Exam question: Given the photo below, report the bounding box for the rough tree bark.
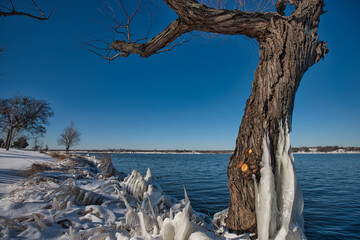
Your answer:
[102,0,328,235]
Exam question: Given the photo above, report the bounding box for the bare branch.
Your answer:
[154,39,188,54]
[200,0,276,12]
[0,0,52,20]
[110,18,190,59]
[86,0,155,60]
[116,0,130,19]
[128,0,142,23]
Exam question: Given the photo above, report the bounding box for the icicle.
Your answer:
[52,197,60,211]
[157,216,164,230]
[116,187,133,211]
[53,209,65,220]
[32,213,46,230]
[145,168,153,184]
[148,197,156,218]
[69,226,80,240]
[126,210,139,228]
[256,133,278,240]
[169,208,173,220]
[138,212,153,240]
[173,202,195,240]
[255,121,306,240]
[66,200,73,209]
[153,225,159,235]
[182,201,192,218]
[183,185,190,204]
[274,122,307,240]
[114,186,123,198]
[252,174,259,235]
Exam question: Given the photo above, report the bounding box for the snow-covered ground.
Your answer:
[0,149,249,240]
[0,149,54,198]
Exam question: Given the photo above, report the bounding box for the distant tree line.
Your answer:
[292,146,360,153]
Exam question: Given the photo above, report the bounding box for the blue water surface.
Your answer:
[109,153,360,240]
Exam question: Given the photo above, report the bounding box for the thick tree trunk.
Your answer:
[102,0,328,236]
[5,126,14,150]
[225,18,328,236]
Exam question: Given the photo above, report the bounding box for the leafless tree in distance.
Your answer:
[91,0,328,236]
[58,121,81,154]
[0,95,54,151]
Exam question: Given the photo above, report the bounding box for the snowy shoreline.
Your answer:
[0,149,245,240]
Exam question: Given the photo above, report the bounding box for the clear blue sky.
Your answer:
[1,0,359,150]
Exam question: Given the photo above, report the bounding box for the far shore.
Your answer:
[44,149,360,155]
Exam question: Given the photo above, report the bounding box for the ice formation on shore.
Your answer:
[254,123,306,240]
[0,153,233,240]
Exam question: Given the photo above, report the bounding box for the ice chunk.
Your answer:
[124,170,148,199]
[160,218,175,240]
[188,231,212,240]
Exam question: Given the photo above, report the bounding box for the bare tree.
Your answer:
[0,95,54,150]
[32,133,43,151]
[58,121,81,154]
[0,0,52,20]
[93,0,328,237]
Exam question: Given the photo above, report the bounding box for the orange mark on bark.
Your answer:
[241,163,249,172]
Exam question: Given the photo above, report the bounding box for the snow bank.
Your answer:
[0,149,54,197]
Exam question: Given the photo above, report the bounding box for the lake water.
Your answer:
[110,153,360,240]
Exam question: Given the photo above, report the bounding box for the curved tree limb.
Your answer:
[108,0,326,61]
[109,0,282,59]
[110,18,190,58]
